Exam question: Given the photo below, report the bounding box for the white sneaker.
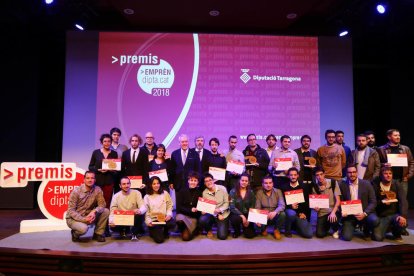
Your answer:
[131,234,139,241]
[332,231,339,239]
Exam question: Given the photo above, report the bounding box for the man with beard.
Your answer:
[294,134,318,221]
[223,135,245,191]
[350,134,380,181]
[364,130,377,149]
[339,165,378,241]
[372,167,408,242]
[317,129,346,181]
[243,134,270,192]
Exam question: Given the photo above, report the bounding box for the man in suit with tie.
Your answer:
[170,134,200,192]
[121,134,149,195]
[339,164,379,241]
[193,135,212,187]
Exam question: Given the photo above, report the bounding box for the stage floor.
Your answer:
[0,228,413,256]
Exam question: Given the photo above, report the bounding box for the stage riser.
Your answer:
[1,247,414,275]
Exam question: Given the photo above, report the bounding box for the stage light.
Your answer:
[45,0,54,4]
[376,4,386,14]
[339,30,349,37]
[75,24,85,31]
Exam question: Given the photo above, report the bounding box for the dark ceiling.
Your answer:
[4,0,414,38]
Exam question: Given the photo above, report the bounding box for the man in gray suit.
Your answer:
[339,164,379,241]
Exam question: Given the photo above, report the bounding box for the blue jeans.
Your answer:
[316,213,340,238]
[285,209,313,238]
[199,214,229,240]
[372,214,406,241]
[258,211,286,233]
[341,213,379,241]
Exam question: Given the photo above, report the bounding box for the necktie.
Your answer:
[132,150,136,163]
[197,150,202,161]
[182,150,187,165]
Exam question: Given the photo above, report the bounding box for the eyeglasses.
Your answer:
[146,137,154,139]
[248,138,256,141]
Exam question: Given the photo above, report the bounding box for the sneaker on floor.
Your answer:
[261,227,268,236]
[71,230,80,242]
[92,233,106,242]
[273,229,282,240]
[285,231,292,238]
[131,234,139,241]
[207,231,214,238]
[394,235,403,242]
[332,231,339,239]
[401,229,410,236]
[120,231,127,239]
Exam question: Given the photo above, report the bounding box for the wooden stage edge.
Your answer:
[1,244,414,275]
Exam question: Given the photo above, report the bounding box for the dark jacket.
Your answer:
[339,178,377,215]
[349,147,380,181]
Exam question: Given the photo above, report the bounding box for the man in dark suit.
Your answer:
[121,134,149,195]
[170,134,200,192]
[339,164,379,241]
[193,135,212,176]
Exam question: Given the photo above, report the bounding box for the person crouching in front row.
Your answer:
[144,176,176,243]
[66,171,109,242]
[175,171,203,241]
[198,173,230,240]
[109,177,146,241]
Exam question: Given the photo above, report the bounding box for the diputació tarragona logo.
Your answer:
[240,69,251,84]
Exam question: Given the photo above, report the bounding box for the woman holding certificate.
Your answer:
[229,173,256,238]
[144,176,175,243]
[149,144,172,190]
[88,133,118,209]
[176,172,202,241]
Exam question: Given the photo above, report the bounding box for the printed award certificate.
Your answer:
[387,154,408,167]
[226,160,244,174]
[248,208,269,225]
[341,200,363,215]
[128,176,145,189]
[274,158,293,171]
[284,189,305,205]
[149,169,168,182]
[209,167,226,181]
[309,194,329,209]
[196,197,217,215]
[113,210,135,226]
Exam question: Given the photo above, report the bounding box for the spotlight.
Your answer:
[376,4,386,14]
[339,30,349,37]
[75,24,85,31]
[45,0,54,4]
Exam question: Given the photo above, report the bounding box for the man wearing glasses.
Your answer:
[141,132,158,162]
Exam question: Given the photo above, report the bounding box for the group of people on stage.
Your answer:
[66,127,414,244]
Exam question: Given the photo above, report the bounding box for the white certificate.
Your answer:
[248,208,269,225]
[387,154,408,167]
[196,197,217,215]
[341,200,363,215]
[149,169,168,182]
[284,189,305,205]
[102,158,121,171]
[309,194,330,209]
[274,158,293,171]
[226,160,244,174]
[113,210,134,226]
[209,167,226,181]
[128,176,145,189]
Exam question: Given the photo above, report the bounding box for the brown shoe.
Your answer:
[207,231,214,238]
[273,229,282,240]
[261,227,268,236]
[93,233,106,242]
